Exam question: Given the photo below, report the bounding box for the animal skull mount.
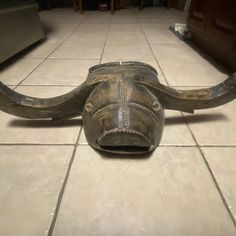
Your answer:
[0,62,236,154]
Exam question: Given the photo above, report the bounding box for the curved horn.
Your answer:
[139,73,236,113]
[0,81,100,120]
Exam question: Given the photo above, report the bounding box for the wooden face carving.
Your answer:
[82,77,165,154]
[0,62,236,154]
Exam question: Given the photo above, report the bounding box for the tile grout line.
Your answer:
[47,126,83,236]
[98,14,112,64]
[133,9,169,85]
[14,18,86,89]
[1,142,236,147]
[182,114,236,229]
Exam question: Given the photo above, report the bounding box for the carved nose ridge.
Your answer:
[97,128,152,154]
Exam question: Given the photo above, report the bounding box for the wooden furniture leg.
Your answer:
[115,0,120,10]
[46,0,52,10]
[167,0,171,9]
[111,0,115,14]
[72,0,79,11]
[79,0,84,14]
[139,0,144,10]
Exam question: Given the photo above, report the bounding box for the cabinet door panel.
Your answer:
[188,0,210,30]
[206,0,236,46]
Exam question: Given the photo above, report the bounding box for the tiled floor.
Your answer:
[0,7,236,236]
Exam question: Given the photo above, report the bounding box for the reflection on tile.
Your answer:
[201,147,236,222]
[185,102,236,146]
[0,59,43,85]
[0,86,81,144]
[103,43,154,60]
[0,145,73,236]
[22,59,98,85]
[53,146,236,236]
[49,43,104,59]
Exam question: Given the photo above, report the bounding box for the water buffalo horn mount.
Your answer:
[0,62,236,154]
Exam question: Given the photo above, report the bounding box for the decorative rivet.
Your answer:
[152,101,160,111]
[85,103,93,112]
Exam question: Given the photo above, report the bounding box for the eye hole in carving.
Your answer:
[85,102,93,112]
[152,101,160,111]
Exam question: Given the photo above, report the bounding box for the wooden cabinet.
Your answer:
[187,0,236,71]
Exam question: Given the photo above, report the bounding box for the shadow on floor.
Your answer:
[8,113,227,128]
[8,118,82,128]
[165,113,228,126]
[95,148,154,159]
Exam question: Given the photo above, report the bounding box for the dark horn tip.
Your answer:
[224,73,236,89]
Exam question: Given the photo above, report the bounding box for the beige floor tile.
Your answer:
[83,18,111,24]
[144,29,181,43]
[185,102,236,146]
[158,57,228,86]
[78,24,109,33]
[52,146,236,236]
[151,42,201,60]
[79,110,195,146]
[0,86,81,144]
[49,43,104,59]
[22,59,98,85]
[65,31,106,44]
[0,145,73,236]
[201,147,236,221]
[0,59,43,85]
[106,31,146,44]
[103,43,154,60]
[109,24,141,32]
[23,41,60,59]
[161,110,195,145]
[111,17,137,24]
